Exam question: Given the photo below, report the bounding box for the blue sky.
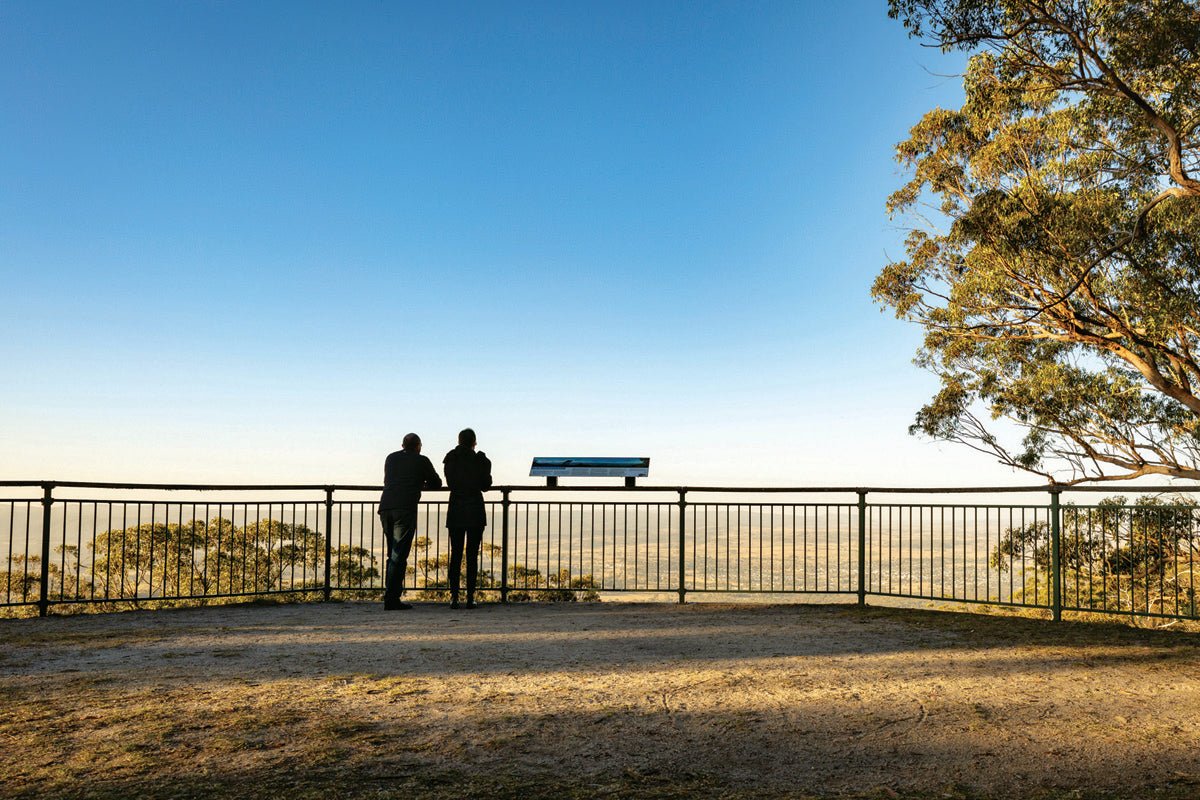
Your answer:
[1,1,1022,487]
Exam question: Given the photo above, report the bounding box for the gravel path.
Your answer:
[2,601,1199,799]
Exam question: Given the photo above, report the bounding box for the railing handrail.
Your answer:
[5,477,1199,622]
[2,479,1200,494]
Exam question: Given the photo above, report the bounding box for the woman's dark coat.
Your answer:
[443,446,493,529]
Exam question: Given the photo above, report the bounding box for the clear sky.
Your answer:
[1,0,1026,487]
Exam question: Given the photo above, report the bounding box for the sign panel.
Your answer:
[530,457,650,478]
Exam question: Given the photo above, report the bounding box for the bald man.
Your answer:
[378,433,442,610]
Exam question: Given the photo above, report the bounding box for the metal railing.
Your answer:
[1,481,1197,622]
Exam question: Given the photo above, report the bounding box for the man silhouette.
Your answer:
[442,428,492,609]
[378,432,442,610]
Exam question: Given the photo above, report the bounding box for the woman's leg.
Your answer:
[465,527,484,605]
[447,527,466,605]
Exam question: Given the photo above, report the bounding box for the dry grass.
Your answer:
[2,601,1200,800]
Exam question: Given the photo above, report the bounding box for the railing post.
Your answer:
[38,482,54,617]
[500,488,511,603]
[677,489,687,604]
[323,486,334,602]
[857,489,867,607]
[1050,487,1062,622]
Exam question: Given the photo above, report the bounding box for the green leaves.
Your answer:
[880,0,1200,482]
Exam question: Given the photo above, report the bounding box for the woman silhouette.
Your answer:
[442,428,493,608]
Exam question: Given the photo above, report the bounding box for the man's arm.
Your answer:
[421,456,443,489]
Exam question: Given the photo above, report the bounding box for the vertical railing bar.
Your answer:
[948,503,955,599]
[186,501,194,598]
[237,502,245,595]
[724,503,729,592]
[1190,506,1196,618]
[202,501,210,598]
[801,504,808,593]
[1116,506,1123,614]
[135,502,144,601]
[934,504,940,599]
[358,501,366,592]
[602,502,609,591]
[5,501,13,605]
[883,506,892,594]
[621,502,628,592]
[1023,504,1033,606]
[38,484,54,616]
[628,502,635,592]
[105,501,114,601]
[22,501,32,604]
[1006,506,1013,604]
[912,505,918,597]
[838,504,844,593]
[1080,503,1089,609]
[1146,506,1154,617]
[770,503,776,592]
[500,489,510,603]
[736,503,743,591]
[74,501,85,601]
[890,504,895,595]
[323,488,333,601]
[216,503,225,597]
[1051,491,1060,623]
[789,504,795,593]
[972,506,978,601]
[678,489,687,604]
[252,502,261,595]
[59,499,70,603]
[655,503,661,591]
[857,491,867,606]
[177,500,187,599]
[119,503,129,601]
[1160,506,1168,617]
[587,500,595,594]
[757,503,763,592]
[288,502,296,592]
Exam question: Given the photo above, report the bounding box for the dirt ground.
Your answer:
[2,601,1199,800]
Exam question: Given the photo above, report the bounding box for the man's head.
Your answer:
[402,433,422,452]
[458,428,476,448]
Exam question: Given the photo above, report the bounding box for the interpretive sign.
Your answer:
[530,457,650,486]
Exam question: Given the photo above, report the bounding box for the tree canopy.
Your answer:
[875,0,1200,483]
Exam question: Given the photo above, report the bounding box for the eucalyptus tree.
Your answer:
[875,0,1200,482]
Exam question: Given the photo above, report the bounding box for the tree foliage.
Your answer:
[89,517,357,598]
[876,0,1200,482]
[408,537,600,602]
[993,494,1199,616]
[1,517,378,611]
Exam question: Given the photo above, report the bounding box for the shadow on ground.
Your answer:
[2,602,1199,800]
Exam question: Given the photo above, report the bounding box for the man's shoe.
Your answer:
[465,601,477,610]
[450,600,460,609]
[384,600,413,611]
